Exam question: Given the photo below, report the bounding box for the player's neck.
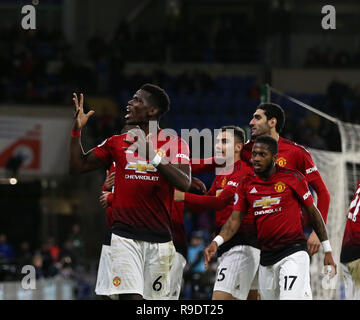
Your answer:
[270,130,280,142]
[223,154,240,170]
[137,121,160,135]
[258,164,276,180]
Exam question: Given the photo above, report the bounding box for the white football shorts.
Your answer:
[213,245,260,299]
[95,244,118,299]
[108,233,175,300]
[167,252,187,300]
[259,250,312,300]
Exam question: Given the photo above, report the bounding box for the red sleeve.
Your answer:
[92,137,113,167]
[233,179,248,212]
[308,177,330,223]
[292,173,314,208]
[300,149,330,223]
[184,187,236,213]
[191,157,217,174]
[169,138,190,165]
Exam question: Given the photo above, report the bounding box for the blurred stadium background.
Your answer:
[0,0,360,299]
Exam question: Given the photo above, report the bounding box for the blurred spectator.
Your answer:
[183,231,207,299]
[16,241,33,269]
[68,224,85,262]
[32,252,45,279]
[0,234,15,262]
[46,237,60,263]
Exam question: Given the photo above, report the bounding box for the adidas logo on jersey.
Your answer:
[250,187,258,193]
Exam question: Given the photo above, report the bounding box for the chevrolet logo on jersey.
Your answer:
[125,161,157,173]
[253,196,281,209]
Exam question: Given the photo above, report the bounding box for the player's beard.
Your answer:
[256,160,275,178]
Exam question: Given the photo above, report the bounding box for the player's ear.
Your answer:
[235,142,243,153]
[269,117,277,129]
[148,106,160,118]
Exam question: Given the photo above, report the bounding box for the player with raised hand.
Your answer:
[205,135,336,300]
[69,84,191,300]
[243,103,331,256]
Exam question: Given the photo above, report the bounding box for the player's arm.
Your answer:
[123,127,191,191]
[158,163,191,192]
[69,93,104,174]
[308,177,330,223]
[305,203,337,274]
[204,210,246,268]
[180,188,235,212]
[306,176,330,256]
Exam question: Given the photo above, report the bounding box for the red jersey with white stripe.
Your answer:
[341,182,360,263]
[93,129,190,243]
[234,166,314,266]
[242,137,329,222]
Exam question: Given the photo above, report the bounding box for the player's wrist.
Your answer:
[71,129,81,137]
[213,235,224,247]
[151,153,162,167]
[321,240,332,253]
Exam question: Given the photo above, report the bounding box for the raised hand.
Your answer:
[72,93,95,130]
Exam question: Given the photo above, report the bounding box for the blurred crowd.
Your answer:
[304,46,360,68]
[0,225,93,299]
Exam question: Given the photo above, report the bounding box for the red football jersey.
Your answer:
[242,137,329,222]
[341,182,360,263]
[234,166,314,265]
[242,137,320,184]
[93,129,190,243]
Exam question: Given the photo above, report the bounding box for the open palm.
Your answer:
[72,93,95,130]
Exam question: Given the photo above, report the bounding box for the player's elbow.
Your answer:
[177,179,191,192]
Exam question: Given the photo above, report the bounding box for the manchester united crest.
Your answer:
[276,157,287,167]
[113,276,121,287]
[274,181,286,193]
